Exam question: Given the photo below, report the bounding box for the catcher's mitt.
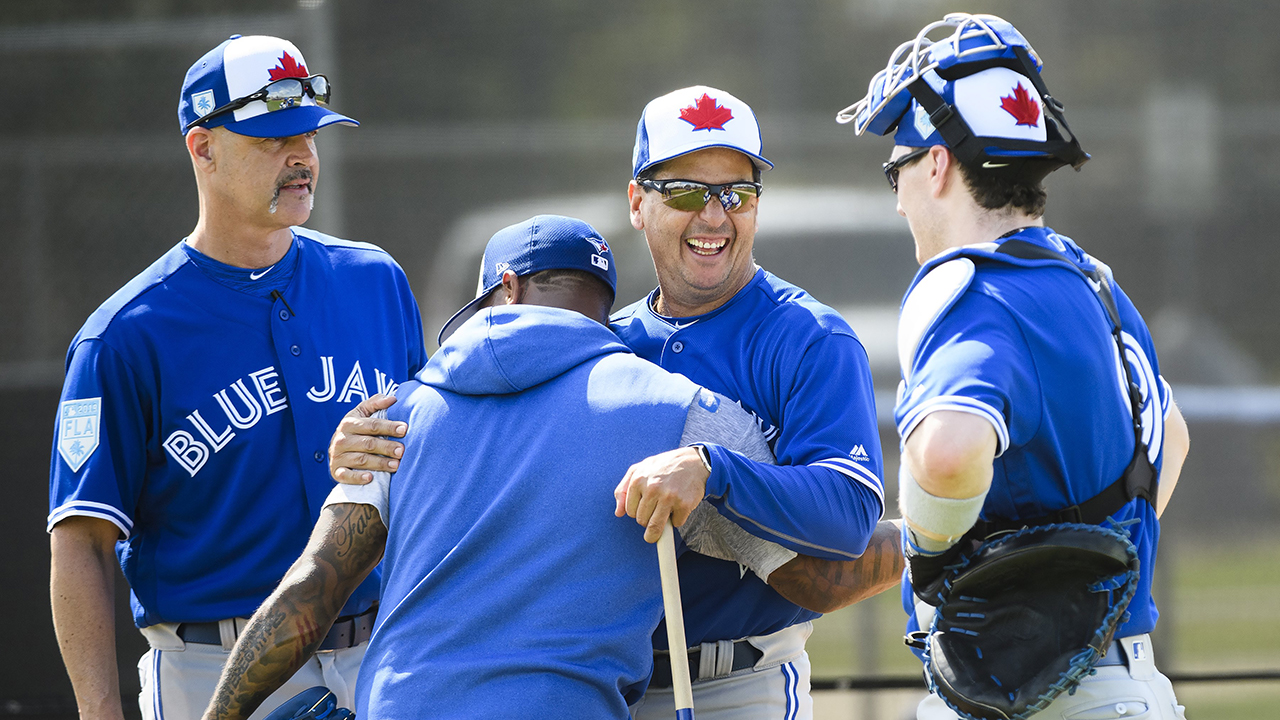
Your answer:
[263,687,355,720]
[917,523,1140,720]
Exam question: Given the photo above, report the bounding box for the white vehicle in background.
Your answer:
[421,187,918,421]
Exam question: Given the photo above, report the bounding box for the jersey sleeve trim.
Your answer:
[898,395,1011,457]
[1159,376,1173,420]
[718,500,865,560]
[809,458,886,509]
[47,500,133,538]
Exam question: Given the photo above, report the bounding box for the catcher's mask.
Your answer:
[836,13,1089,185]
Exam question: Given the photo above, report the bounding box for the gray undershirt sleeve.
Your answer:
[678,388,797,582]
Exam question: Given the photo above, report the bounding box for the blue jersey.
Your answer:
[895,227,1172,639]
[353,306,701,719]
[612,268,885,647]
[48,229,427,627]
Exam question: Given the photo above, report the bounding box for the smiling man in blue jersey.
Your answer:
[837,13,1190,719]
[610,86,893,720]
[47,35,425,720]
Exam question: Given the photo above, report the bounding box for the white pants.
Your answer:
[916,634,1186,720]
[631,622,813,720]
[137,621,365,720]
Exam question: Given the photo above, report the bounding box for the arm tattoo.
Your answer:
[767,520,904,614]
[204,504,387,720]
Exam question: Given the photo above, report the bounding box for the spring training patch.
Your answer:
[59,398,101,472]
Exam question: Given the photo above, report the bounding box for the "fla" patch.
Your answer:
[59,398,101,472]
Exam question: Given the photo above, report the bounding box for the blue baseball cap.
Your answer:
[632,85,773,178]
[438,215,618,344]
[179,35,358,137]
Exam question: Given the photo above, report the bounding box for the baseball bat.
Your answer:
[657,519,695,720]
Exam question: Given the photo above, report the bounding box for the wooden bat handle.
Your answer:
[657,519,695,719]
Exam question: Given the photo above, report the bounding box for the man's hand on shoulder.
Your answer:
[329,394,407,485]
[615,446,709,543]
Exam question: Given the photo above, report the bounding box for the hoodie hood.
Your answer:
[418,305,631,396]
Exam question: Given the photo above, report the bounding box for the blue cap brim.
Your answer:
[438,287,498,346]
[634,145,773,178]
[223,105,358,138]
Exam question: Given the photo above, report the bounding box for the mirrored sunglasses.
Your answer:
[637,178,763,213]
[185,74,331,132]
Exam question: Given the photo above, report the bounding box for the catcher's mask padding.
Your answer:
[925,524,1140,720]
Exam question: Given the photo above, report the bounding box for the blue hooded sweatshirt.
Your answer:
[353,305,701,719]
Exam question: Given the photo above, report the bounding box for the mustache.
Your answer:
[275,168,314,191]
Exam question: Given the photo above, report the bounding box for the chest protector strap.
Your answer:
[967,239,1157,538]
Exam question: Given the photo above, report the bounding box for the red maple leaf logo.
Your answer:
[999,83,1041,127]
[267,52,309,81]
[679,93,733,131]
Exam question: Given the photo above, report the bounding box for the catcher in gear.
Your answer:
[837,13,1190,720]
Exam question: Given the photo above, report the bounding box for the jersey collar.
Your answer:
[644,267,767,329]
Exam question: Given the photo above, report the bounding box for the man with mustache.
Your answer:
[47,34,426,719]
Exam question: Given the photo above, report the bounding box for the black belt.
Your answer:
[1094,639,1129,668]
[177,604,377,651]
[650,640,763,689]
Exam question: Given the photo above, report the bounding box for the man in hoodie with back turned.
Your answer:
[199,215,802,720]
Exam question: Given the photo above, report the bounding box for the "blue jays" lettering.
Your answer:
[162,357,396,477]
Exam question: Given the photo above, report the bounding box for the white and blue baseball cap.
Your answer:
[632,85,773,178]
[438,215,619,344]
[178,35,358,137]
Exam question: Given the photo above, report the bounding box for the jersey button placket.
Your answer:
[313,451,325,462]
[279,309,289,321]
[290,344,301,356]
[671,340,685,353]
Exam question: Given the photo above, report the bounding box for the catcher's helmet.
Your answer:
[837,13,1089,184]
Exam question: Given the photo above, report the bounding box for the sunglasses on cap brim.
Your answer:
[185,74,331,132]
[637,178,763,213]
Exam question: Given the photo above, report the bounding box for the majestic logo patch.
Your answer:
[59,398,101,472]
[585,236,610,255]
[679,93,733,131]
[192,90,216,118]
[850,444,870,461]
[268,51,309,81]
[999,83,1041,127]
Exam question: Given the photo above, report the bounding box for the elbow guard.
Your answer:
[898,464,988,555]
